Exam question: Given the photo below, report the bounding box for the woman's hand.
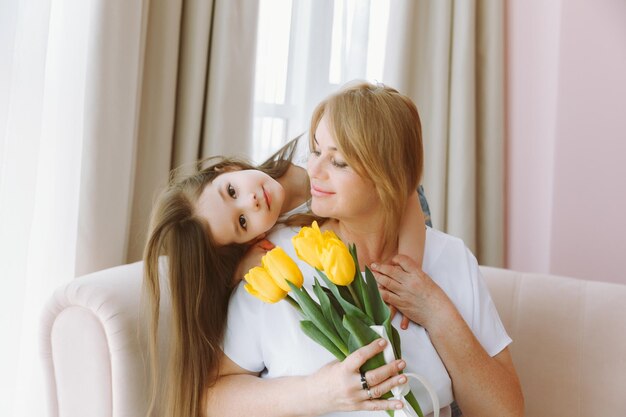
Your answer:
[371,255,452,330]
[306,338,408,414]
[232,238,275,283]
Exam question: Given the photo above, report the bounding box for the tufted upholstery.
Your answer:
[41,263,626,416]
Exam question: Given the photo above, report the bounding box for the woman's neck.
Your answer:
[325,217,398,269]
[277,164,310,214]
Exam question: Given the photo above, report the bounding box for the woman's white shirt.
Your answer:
[223,226,511,417]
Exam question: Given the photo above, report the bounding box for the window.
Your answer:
[252,0,390,162]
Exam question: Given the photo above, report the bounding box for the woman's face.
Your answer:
[307,114,381,221]
[196,169,285,245]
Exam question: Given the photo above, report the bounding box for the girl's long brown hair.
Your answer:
[143,139,299,417]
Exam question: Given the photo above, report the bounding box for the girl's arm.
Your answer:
[232,238,275,283]
[393,190,426,329]
[205,339,408,417]
[397,190,426,267]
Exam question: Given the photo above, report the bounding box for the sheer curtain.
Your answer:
[252,0,392,162]
[0,1,259,416]
[1,2,91,416]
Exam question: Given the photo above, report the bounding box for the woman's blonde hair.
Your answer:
[309,81,423,246]
[143,139,299,417]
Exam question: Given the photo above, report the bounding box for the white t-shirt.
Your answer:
[224,224,511,417]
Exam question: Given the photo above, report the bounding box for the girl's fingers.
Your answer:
[257,239,275,250]
[400,315,410,330]
[372,270,404,293]
[379,288,402,307]
[371,262,412,284]
[371,262,402,276]
[388,305,398,321]
[391,254,421,273]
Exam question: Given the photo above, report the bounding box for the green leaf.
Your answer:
[404,390,424,417]
[317,269,353,304]
[287,282,348,356]
[348,243,362,278]
[300,321,346,361]
[381,313,402,361]
[318,272,374,325]
[312,278,350,346]
[390,324,402,360]
[321,286,345,315]
[364,267,390,324]
[348,245,372,317]
[342,315,386,372]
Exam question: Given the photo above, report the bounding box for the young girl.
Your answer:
[143,135,427,417]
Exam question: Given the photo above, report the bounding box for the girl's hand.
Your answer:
[307,338,408,414]
[371,255,451,329]
[232,238,275,283]
[388,305,412,330]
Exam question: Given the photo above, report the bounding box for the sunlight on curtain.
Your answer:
[0,1,91,416]
[253,0,294,160]
[252,0,390,161]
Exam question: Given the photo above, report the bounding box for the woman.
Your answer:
[206,82,524,416]
[143,135,428,416]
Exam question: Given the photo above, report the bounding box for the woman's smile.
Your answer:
[310,184,334,197]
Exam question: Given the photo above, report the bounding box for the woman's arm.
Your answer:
[426,303,523,417]
[371,256,524,417]
[205,339,409,417]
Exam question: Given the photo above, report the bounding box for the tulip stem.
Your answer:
[347,284,363,311]
[285,294,303,314]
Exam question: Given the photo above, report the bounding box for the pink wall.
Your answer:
[506,0,626,284]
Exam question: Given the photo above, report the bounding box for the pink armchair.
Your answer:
[41,262,626,416]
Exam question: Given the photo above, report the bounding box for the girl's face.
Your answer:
[197,169,285,245]
[307,115,381,221]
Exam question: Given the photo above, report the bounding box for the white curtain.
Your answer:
[384,0,505,266]
[0,1,258,416]
[1,1,95,415]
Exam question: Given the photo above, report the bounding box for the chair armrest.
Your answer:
[40,261,155,417]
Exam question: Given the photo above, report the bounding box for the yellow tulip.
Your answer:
[244,266,287,303]
[262,247,304,292]
[292,221,324,269]
[319,237,356,286]
[322,229,339,242]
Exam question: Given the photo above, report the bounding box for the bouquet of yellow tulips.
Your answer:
[244,222,424,417]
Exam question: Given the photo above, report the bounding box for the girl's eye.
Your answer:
[227,184,236,198]
[311,149,321,157]
[239,215,247,230]
[331,158,348,168]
